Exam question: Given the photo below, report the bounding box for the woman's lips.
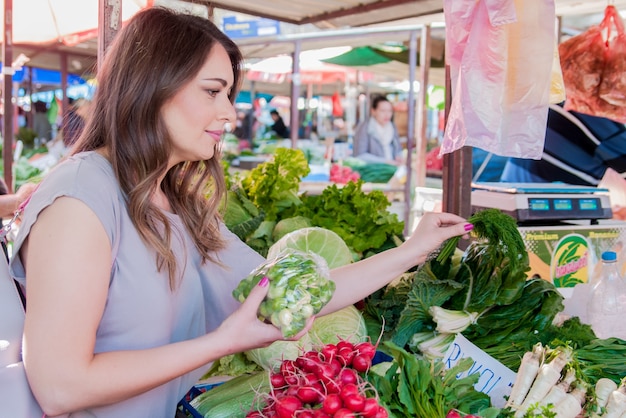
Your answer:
[206,130,223,141]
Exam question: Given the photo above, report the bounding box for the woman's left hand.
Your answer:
[399,211,472,265]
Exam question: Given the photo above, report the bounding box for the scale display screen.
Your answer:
[554,199,573,211]
[579,199,598,211]
[526,197,603,218]
[529,199,550,211]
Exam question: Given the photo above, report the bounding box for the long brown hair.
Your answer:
[73,7,243,288]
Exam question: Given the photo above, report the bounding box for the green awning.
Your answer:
[322,46,391,66]
[322,45,445,68]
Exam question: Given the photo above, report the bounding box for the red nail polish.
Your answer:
[464,223,474,231]
[258,276,269,287]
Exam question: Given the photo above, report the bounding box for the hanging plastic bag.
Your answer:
[559,5,626,123]
[598,7,626,107]
[441,0,555,160]
[550,40,566,104]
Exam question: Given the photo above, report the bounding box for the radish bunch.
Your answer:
[246,340,388,418]
[330,164,360,184]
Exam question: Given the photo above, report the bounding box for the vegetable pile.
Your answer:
[502,343,626,418]
[363,209,565,365]
[233,249,336,338]
[246,339,389,418]
[369,341,495,418]
[222,147,404,259]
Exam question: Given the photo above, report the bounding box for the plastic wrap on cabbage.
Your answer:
[232,249,336,338]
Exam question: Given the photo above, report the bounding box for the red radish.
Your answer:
[329,359,343,376]
[374,407,389,418]
[351,354,371,373]
[355,342,376,360]
[320,344,338,361]
[322,393,343,414]
[274,396,302,418]
[296,386,320,404]
[339,383,360,399]
[343,393,365,412]
[338,347,356,366]
[338,368,358,386]
[445,411,462,418]
[270,373,286,388]
[337,340,354,351]
[361,398,380,417]
[334,408,356,418]
[297,410,315,418]
[312,410,331,418]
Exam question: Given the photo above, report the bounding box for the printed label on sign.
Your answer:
[443,334,516,408]
[550,233,590,290]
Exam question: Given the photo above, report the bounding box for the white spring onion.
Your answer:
[429,306,479,334]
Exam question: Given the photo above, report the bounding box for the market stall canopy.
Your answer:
[183,0,626,29]
[246,53,371,85]
[0,0,150,74]
[0,0,149,44]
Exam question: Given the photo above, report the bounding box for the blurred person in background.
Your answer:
[269,109,289,138]
[32,101,52,143]
[353,95,403,165]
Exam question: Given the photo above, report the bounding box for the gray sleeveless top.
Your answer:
[10,151,265,417]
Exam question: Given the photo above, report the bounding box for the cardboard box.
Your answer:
[518,220,626,297]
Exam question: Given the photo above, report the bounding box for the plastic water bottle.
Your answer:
[586,251,626,339]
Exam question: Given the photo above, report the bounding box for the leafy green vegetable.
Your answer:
[271,216,313,242]
[241,147,309,221]
[201,352,261,379]
[222,186,266,241]
[232,249,335,338]
[391,269,463,348]
[576,337,626,385]
[369,341,493,418]
[245,335,313,372]
[296,180,404,259]
[268,226,354,269]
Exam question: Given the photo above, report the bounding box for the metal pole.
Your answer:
[2,0,14,190]
[98,0,122,72]
[403,30,417,236]
[415,25,431,188]
[289,40,302,148]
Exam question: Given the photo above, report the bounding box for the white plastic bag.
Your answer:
[441,0,556,159]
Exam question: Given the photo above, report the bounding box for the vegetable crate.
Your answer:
[177,382,221,418]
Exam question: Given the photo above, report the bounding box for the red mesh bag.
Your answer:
[559,5,626,122]
[598,7,626,107]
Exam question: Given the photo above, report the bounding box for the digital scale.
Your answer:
[471,182,613,223]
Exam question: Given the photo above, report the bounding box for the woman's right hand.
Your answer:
[215,278,312,354]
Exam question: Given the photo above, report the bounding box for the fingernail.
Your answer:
[258,276,269,287]
[464,223,474,231]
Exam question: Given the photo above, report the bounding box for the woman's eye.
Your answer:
[205,89,220,98]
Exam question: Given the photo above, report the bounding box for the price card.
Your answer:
[443,334,517,408]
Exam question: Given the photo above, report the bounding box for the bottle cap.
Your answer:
[601,251,617,262]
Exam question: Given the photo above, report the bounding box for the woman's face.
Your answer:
[372,100,394,126]
[161,44,237,167]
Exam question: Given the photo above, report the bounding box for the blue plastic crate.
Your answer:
[177,382,223,418]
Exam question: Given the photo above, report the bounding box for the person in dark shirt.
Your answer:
[269,109,289,138]
[61,99,89,147]
[500,103,626,186]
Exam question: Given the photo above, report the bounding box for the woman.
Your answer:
[10,7,471,417]
[353,95,403,165]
